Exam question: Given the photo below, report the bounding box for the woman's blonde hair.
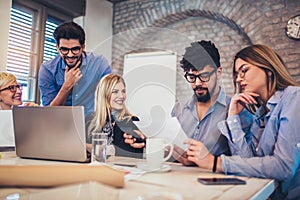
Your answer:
[233,44,298,96]
[0,72,16,88]
[88,74,131,134]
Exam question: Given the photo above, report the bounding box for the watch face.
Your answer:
[286,15,300,40]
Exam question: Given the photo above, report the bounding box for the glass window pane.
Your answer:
[43,17,63,62]
[7,7,32,101]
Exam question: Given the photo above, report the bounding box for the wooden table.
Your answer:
[0,151,276,200]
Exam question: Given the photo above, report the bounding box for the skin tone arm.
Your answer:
[50,62,83,106]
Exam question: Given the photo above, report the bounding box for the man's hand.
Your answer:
[64,62,83,90]
[173,144,195,166]
[186,139,214,169]
[49,61,83,106]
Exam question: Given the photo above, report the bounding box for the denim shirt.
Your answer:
[38,52,111,116]
[172,88,233,156]
[218,86,300,199]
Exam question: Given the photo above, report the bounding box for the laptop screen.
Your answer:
[12,106,88,162]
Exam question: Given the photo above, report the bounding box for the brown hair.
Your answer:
[233,44,298,96]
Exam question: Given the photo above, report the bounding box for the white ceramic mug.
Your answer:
[146,138,174,170]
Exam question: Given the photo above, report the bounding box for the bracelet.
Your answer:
[212,155,218,173]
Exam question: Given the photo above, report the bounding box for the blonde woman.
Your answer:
[176,45,300,199]
[87,74,145,158]
[0,72,37,110]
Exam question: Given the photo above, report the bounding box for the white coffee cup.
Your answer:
[146,138,174,170]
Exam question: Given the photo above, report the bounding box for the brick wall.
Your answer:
[111,0,300,102]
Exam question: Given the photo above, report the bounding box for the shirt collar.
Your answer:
[267,89,283,105]
[255,89,283,119]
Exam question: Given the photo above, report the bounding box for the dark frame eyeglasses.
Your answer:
[0,84,23,93]
[184,69,217,83]
[233,67,247,80]
[58,46,82,55]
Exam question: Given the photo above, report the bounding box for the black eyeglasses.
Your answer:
[184,69,217,83]
[0,84,23,93]
[58,46,82,55]
[233,67,248,80]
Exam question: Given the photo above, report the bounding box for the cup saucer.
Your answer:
[136,163,171,173]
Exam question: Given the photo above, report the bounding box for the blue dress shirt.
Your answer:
[218,86,300,199]
[172,88,235,156]
[38,52,111,116]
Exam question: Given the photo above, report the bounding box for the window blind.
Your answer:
[43,18,60,63]
[7,6,61,101]
[7,7,32,78]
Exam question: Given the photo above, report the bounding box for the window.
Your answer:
[6,0,73,103]
[43,17,63,63]
[7,7,34,101]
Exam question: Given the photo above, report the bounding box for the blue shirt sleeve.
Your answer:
[38,62,60,106]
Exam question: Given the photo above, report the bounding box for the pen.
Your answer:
[114,163,137,168]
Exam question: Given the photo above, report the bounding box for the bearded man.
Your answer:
[38,22,111,117]
[172,40,234,161]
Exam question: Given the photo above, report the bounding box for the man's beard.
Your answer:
[194,81,217,103]
[194,86,211,102]
[63,55,81,69]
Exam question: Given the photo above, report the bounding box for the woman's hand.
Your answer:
[23,102,39,107]
[228,92,259,116]
[123,130,146,148]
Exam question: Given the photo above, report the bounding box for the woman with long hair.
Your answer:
[87,74,145,158]
[175,45,300,199]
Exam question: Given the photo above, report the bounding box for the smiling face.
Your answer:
[0,80,22,110]
[234,58,269,99]
[57,39,85,68]
[110,81,126,111]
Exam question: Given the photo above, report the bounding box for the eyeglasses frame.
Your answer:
[58,46,82,55]
[184,68,217,83]
[0,84,23,93]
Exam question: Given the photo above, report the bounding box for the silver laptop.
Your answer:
[0,110,15,147]
[12,106,89,162]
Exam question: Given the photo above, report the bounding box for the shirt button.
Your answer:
[233,119,238,123]
[232,138,235,142]
[75,94,78,97]
[255,148,259,152]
